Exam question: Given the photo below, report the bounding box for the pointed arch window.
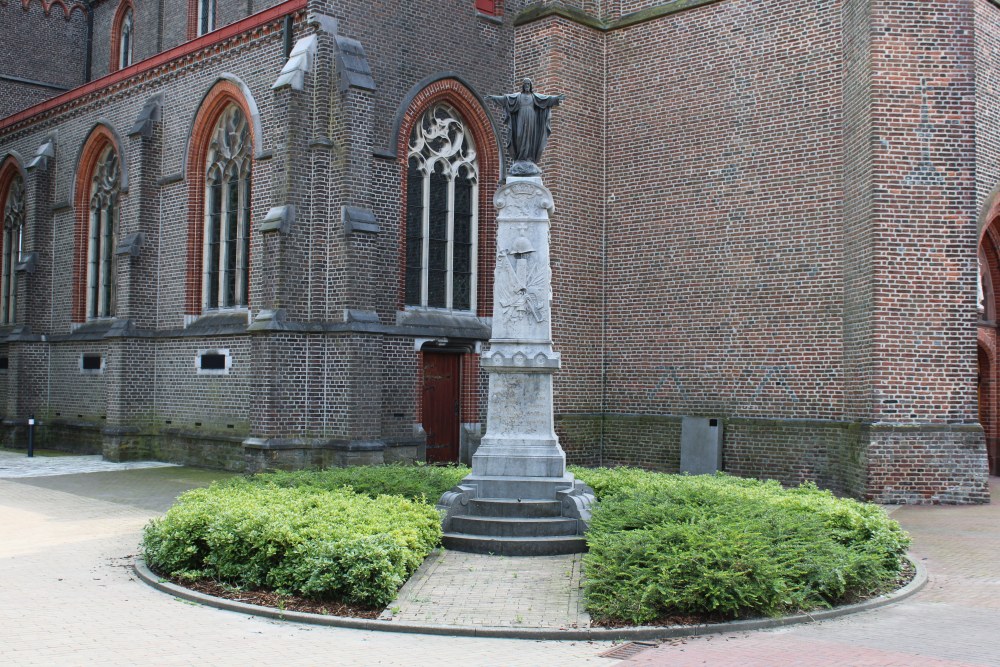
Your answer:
[2,174,24,324]
[87,146,120,319]
[405,103,479,311]
[110,2,135,73]
[203,105,251,310]
[119,8,134,69]
[198,0,215,36]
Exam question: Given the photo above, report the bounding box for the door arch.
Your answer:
[978,210,1000,476]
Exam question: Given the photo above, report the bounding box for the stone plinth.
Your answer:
[437,176,594,556]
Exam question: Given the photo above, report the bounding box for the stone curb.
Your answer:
[134,555,927,642]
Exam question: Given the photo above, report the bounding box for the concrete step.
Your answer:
[450,515,580,538]
[442,533,588,556]
[462,475,576,500]
[468,498,563,518]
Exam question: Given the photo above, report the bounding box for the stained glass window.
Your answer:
[203,105,251,310]
[1,174,24,324]
[87,147,119,319]
[405,104,478,311]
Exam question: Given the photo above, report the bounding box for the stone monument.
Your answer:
[437,80,595,556]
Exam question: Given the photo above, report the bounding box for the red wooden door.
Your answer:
[423,352,461,463]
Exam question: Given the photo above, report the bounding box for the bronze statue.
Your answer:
[489,78,564,176]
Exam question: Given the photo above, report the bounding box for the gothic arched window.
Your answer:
[405,103,479,311]
[203,105,251,310]
[119,8,134,69]
[1,174,24,324]
[198,0,215,36]
[87,146,120,319]
[110,2,135,73]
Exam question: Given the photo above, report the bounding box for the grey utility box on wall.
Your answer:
[680,417,724,474]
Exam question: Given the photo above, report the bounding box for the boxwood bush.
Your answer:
[142,482,442,607]
[226,463,470,501]
[569,467,910,625]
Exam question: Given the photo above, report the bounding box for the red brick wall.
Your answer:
[515,15,606,432]
[521,0,989,500]
[601,0,844,422]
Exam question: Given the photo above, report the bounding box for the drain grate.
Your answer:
[598,641,657,660]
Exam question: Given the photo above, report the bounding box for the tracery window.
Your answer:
[405,104,478,311]
[119,8,134,69]
[203,105,251,310]
[1,174,24,324]
[198,0,215,36]
[87,147,119,319]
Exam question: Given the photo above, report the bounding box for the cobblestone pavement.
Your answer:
[615,478,1000,667]
[0,459,609,666]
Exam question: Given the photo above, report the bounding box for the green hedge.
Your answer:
[569,467,910,625]
[226,463,471,501]
[143,464,910,622]
[142,483,442,607]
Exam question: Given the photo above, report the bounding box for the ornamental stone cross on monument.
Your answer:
[436,80,595,556]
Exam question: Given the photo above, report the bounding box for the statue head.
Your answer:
[521,78,533,93]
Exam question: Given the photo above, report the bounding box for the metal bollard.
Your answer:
[27,414,34,458]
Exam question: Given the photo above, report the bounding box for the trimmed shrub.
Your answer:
[142,483,441,607]
[569,467,910,625]
[227,463,471,502]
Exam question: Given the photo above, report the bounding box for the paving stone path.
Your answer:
[1,449,997,666]
[0,450,177,478]
[385,549,589,629]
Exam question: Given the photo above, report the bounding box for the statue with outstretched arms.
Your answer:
[488,78,564,176]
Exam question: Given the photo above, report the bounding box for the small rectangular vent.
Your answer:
[196,348,231,374]
[200,353,226,370]
[81,354,102,371]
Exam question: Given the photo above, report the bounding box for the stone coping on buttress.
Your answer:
[133,555,927,642]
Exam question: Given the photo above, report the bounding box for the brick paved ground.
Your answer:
[0,452,608,666]
[384,549,589,629]
[0,449,177,478]
[2,449,998,666]
[615,479,1000,667]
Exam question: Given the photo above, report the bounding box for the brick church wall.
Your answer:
[519,0,989,501]
[0,1,87,118]
[0,0,519,470]
[514,15,607,461]
[600,0,849,481]
[0,5,301,460]
[0,0,993,500]
[976,0,1000,214]
[861,0,987,503]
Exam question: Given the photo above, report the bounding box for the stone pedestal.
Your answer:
[437,176,594,556]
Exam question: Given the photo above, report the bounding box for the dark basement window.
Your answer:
[81,354,103,372]
[200,353,226,370]
[196,349,230,374]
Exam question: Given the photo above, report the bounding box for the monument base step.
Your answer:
[442,533,588,556]
[450,515,580,538]
[460,474,577,500]
[468,498,563,518]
